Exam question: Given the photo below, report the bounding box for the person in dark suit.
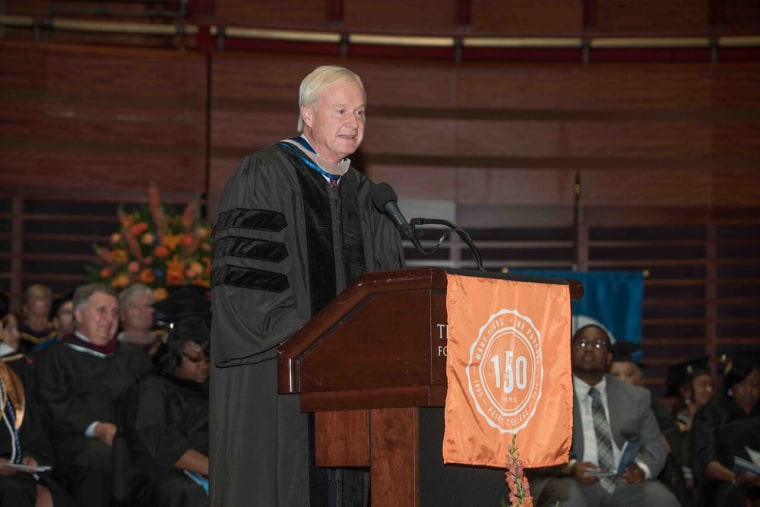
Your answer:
[528,324,681,507]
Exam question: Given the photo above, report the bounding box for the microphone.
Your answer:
[370,182,421,248]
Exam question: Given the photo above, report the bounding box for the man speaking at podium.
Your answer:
[210,65,405,506]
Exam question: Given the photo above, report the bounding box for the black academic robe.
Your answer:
[0,363,74,507]
[210,143,405,507]
[18,322,57,355]
[690,392,760,507]
[33,336,152,507]
[124,373,209,507]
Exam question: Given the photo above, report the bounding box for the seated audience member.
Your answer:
[610,341,688,506]
[666,355,714,494]
[528,324,680,507]
[33,283,152,507]
[123,314,210,507]
[690,350,760,507]
[117,283,164,354]
[19,284,57,354]
[2,311,31,386]
[50,291,75,341]
[28,291,75,357]
[667,356,713,435]
[0,357,74,507]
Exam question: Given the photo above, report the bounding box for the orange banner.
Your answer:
[443,273,573,468]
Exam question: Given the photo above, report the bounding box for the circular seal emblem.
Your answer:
[465,309,543,433]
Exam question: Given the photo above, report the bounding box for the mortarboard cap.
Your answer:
[610,341,641,363]
[152,286,211,327]
[50,289,75,320]
[665,355,710,397]
[167,315,210,350]
[722,348,760,391]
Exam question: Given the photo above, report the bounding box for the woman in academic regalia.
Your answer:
[0,357,74,507]
[123,315,210,507]
[690,350,760,507]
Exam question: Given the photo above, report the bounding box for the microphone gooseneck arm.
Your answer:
[410,217,486,271]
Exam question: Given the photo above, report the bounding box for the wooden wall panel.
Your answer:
[343,0,458,33]
[368,165,460,201]
[469,0,584,35]
[456,169,577,205]
[0,42,207,193]
[580,169,713,206]
[593,0,709,34]
[457,63,712,110]
[212,0,328,28]
[713,169,760,206]
[3,0,47,16]
[718,0,760,34]
[711,64,760,108]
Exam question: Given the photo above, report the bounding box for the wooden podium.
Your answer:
[278,267,582,506]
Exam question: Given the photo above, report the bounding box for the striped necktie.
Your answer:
[589,387,616,493]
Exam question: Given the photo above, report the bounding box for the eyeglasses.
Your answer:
[183,352,210,364]
[574,338,608,350]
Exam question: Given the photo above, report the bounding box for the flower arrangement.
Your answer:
[502,433,533,507]
[85,183,212,299]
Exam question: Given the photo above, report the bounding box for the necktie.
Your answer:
[589,387,616,493]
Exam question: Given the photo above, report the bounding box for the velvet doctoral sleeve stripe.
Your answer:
[211,265,289,293]
[214,208,287,233]
[213,236,289,264]
[210,150,313,366]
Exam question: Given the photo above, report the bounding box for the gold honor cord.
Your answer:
[0,362,25,430]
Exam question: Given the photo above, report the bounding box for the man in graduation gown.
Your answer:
[33,283,152,507]
[210,65,405,506]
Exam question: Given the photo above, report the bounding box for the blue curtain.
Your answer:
[510,270,644,346]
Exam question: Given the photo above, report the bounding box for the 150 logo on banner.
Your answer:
[466,309,543,433]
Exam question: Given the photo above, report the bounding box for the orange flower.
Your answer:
[162,235,181,251]
[111,274,131,289]
[196,226,210,240]
[141,232,155,245]
[95,246,115,264]
[166,256,186,285]
[130,222,149,236]
[154,245,170,258]
[153,287,168,302]
[117,207,134,228]
[180,234,193,247]
[181,199,198,229]
[138,268,156,284]
[113,250,129,264]
[100,267,113,278]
